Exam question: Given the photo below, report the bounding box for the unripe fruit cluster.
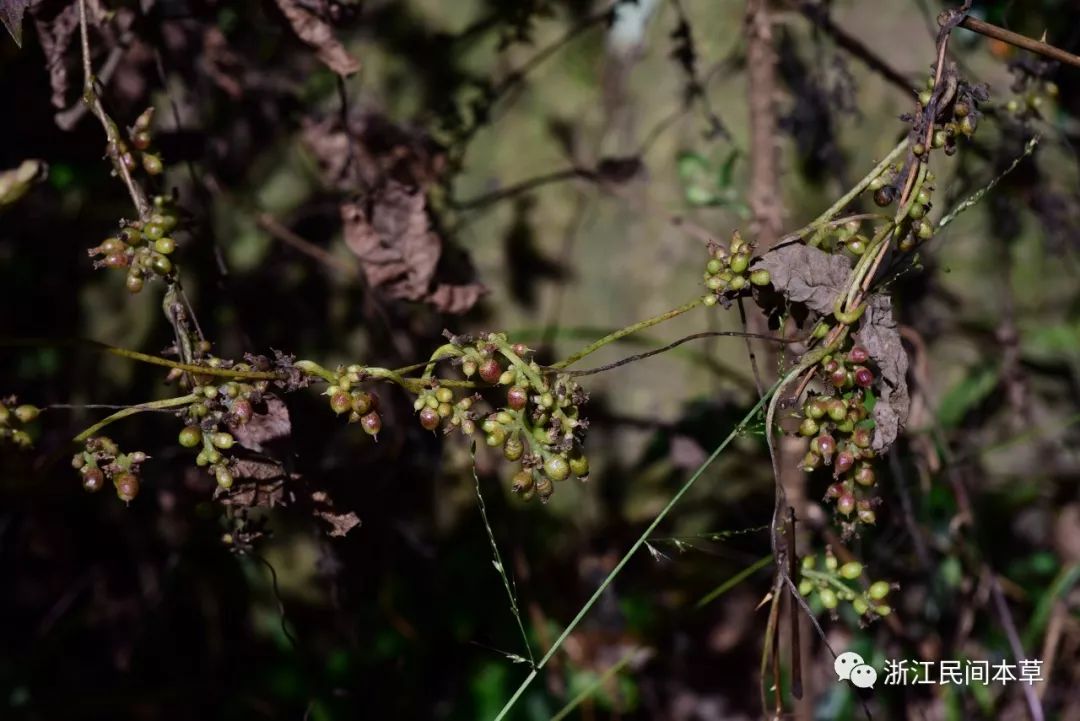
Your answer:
[798,550,894,620]
[797,345,880,529]
[0,399,39,448]
[72,436,147,502]
[176,367,272,493]
[1004,80,1056,118]
[440,334,591,502]
[324,366,383,438]
[123,107,164,177]
[810,218,871,258]
[88,194,181,293]
[701,231,771,307]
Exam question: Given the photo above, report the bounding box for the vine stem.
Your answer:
[782,139,909,244]
[493,377,782,721]
[549,297,704,370]
[77,0,151,220]
[73,394,199,443]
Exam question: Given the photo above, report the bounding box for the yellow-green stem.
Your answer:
[73,394,199,443]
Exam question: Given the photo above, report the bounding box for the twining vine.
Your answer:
[0,1,1070,719]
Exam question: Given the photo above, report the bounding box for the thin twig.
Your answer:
[555,329,803,377]
[256,213,360,277]
[957,15,1080,69]
[77,0,150,220]
[988,572,1045,721]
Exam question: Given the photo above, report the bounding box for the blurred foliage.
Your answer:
[1,0,1080,720]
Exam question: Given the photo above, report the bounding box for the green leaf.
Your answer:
[716,149,740,189]
[936,365,999,428]
[0,160,47,208]
[1,0,29,47]
[676,151,711,181]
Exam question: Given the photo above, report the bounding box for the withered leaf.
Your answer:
[756,243,852,315]
[1,0,28,46]
[233,396,292,453]
[853,294,909,451]
[342,184,484,313]
[315,509,361,537]
[428,282,487,315]
[311,490,361,537]
[273,0,359,76]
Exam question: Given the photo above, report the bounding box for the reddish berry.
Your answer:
[848,346,869,364]
[419,407,440,431]
[825,482,844,499]
[835,451,855,475]
[330,390,351,415]
[854,367,874,388]
[230,399,254,425]
[852,427,872,449]
[837,493,856,516]
[506,386,528,411]
[814,434,836,458]
[104,253,129,269]
[82,467,105,493]
[479,358,502,384]
[511,343,530,357]
[351,392,373,415]
[115,472,140,502]
[361,412,382,437]
[827,399,847,422]
[830,367,848,387]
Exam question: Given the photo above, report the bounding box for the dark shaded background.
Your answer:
[2,1,1079,719]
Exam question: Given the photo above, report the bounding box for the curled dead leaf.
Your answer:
[853,294,910,451]
[273,0,359,76]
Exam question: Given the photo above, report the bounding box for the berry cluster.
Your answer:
[453,335,590,502]
[809,218,871,256]
[174,363,272,491]
[123,107,164,178]
[701,231,771,307]
[88,194,182,293]
[72,436,147,501]
[323,368,384,437]
[797,345,880,530]
[798,549,893,620]
[1002,56,1058,119]
[0,400,39,448]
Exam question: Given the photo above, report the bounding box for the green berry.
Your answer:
[215,466,234,489]
[14,405,39,423]
[853,596,869,615]
[151,253,173,276]
[839,562,863,580]
[819,588,838,610]
[728,275,746,291]
[511,469,534,494]
[868,581,891,601]
[798,579,814,596]
[154,237,175,255]
[799,417,819,437]
[544,455,570,482]
[909,203,926,220]
[569,452,589,478]
[211,432,234,449]
[178,425,202,448]
[144,221,165,241]
[706,259,723,274]
[485,427,506,447]
[330,391,351,415]
[918,89,932,106]
[702,294,718,307]
[749,269,771,286]
[435,387,453,404]
[729,253,749,274]
[142,153,164,175]
[503,437,524,462]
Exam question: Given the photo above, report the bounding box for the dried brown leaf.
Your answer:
[854,294,909,451]
[273,0,359,76]
[427,282,486,315]
[316,509,361,537]
[342,184,439,300]
[233,396,292,453]
[756,243,852,315]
